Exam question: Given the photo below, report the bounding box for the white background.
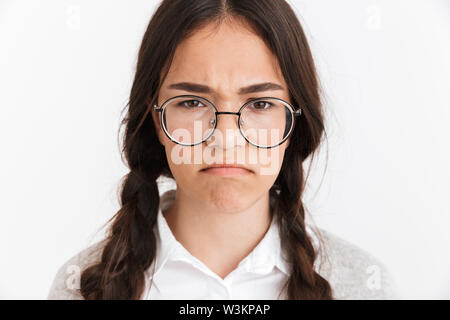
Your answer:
[0,0,449,299]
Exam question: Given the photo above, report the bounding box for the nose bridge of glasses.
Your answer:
[208,110,246,149]
[213,110,241,134]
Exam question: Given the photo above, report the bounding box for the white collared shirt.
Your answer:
[47,188,398,300]
[142,189,301,300]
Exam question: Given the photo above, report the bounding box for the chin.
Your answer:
[203,185,250,213]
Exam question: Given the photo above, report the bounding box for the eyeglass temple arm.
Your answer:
[153,104,163,112]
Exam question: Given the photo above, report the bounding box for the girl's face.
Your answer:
[152,19,291,213]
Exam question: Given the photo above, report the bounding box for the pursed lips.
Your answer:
[200,164,253,176]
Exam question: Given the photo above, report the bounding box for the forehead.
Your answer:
[161,20,287,96]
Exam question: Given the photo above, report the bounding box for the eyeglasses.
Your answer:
[153,95,302,149]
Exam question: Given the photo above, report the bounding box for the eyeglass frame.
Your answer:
[153,94,302,149]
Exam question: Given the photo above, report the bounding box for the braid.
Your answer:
[275,154,333,299]
[80,171,160,299]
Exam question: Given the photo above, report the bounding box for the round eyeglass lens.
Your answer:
[162,97,216,145]
[239,98,293,147]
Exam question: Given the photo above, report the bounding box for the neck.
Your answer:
[162,187,272,279]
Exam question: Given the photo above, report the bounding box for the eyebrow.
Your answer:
[167,82,285,95]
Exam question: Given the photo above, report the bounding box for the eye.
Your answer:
[178,99,205,108]
[249,101,273,110]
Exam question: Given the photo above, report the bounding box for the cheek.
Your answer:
[164,143,197,178]
[258,148,286,188]
[249,145,286,178]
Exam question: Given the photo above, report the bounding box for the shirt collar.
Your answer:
[147,189,291,281]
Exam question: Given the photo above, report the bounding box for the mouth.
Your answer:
[200,164,253,177]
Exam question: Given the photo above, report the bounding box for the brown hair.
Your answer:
[80,0,332,299]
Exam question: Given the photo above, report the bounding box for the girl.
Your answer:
[48,0,396,300]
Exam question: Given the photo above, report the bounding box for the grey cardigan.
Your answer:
[47,227,399,299]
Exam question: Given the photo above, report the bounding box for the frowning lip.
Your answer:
[200,163,253,173]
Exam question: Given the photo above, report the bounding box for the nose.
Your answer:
[206,111,246,150]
